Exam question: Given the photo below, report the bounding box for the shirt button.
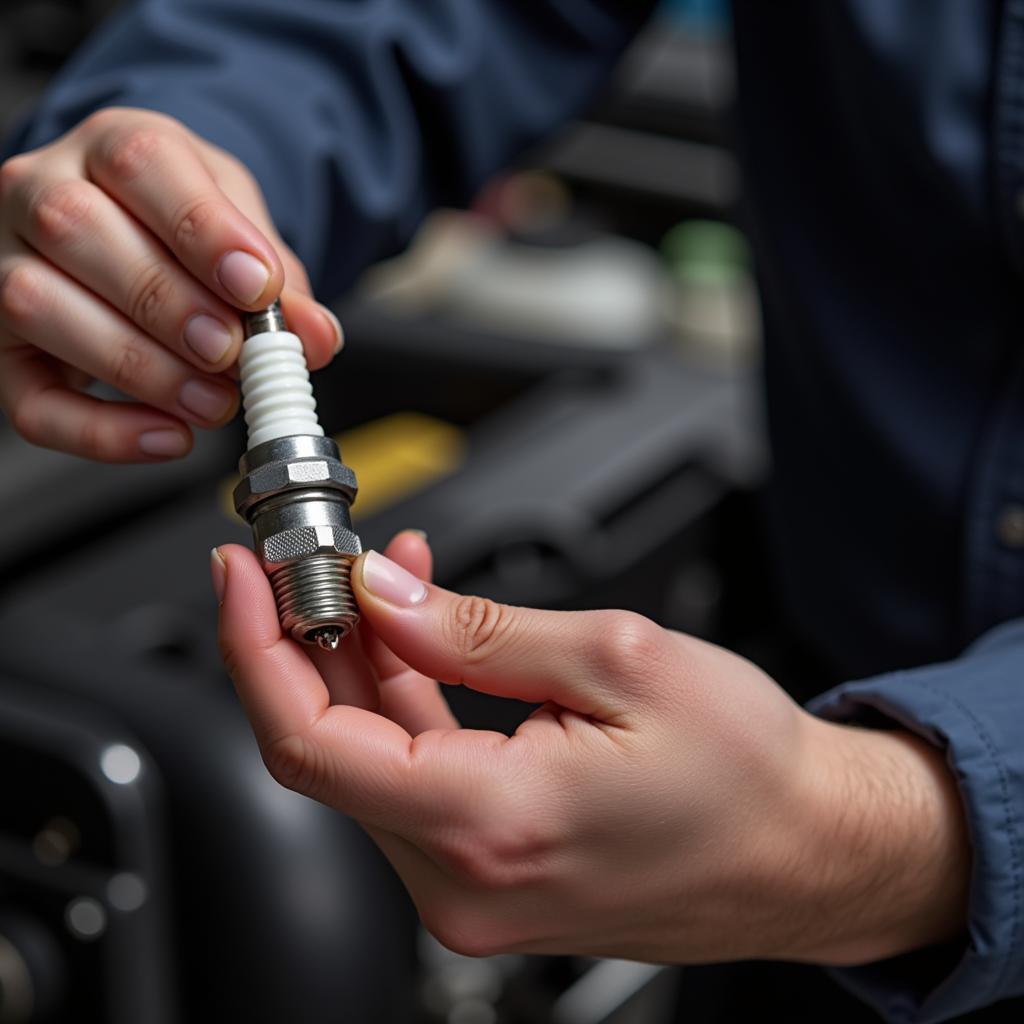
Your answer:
[997,504,1024,547]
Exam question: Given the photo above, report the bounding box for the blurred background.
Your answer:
[0,1,806,1021]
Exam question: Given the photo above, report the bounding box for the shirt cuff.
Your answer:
[807,620,1024,1023]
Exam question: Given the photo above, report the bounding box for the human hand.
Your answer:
[214,532,970,966]
[0,107,342,461]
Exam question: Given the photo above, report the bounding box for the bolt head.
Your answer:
[233,457,357,517]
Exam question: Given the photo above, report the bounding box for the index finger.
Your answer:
[215,544,508,837]
[83,112,283,309]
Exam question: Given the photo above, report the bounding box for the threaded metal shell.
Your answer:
[269,553,359,645]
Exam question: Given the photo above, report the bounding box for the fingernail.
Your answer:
[210,547,227,603]
[184,314,235,364]
[407,529,428,541]
[138,428,189,458]
[361,550,428,607]
[217,250,270,304]
[179,378,235,423]
[319,305,344,354]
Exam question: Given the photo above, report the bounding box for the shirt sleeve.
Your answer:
[2,0,653,299]
[807,619,1024,1023]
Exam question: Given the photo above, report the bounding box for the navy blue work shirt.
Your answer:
[5,2,1024,1021]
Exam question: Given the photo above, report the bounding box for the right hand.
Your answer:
[216,532,971,969]
[0,107,343,461]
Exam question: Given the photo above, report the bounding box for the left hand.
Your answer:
[213,531,970,965]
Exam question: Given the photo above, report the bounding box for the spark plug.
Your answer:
[232,300,361,650]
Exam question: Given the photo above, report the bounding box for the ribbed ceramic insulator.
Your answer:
[238,329,324,449]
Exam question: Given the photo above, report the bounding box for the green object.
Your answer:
[661,220,751,285]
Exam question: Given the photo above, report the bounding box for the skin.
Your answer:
[214,531,972,966]
[1,108,970,967]
[0,108,342,462]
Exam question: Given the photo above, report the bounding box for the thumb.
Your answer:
[199,144,342,371]
[353,550,646,720]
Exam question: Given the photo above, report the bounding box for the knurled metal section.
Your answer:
[264,527,319,562]
[262,525,362,563]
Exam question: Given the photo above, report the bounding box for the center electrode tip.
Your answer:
[313,628,342,651]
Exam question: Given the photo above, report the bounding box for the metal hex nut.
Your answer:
[287,460,330,484]
[261,524,362,565]
[234,457,358,517]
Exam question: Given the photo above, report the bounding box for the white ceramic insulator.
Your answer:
[238,330,324,449]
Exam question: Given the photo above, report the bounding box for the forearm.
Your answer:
[694,713,971,971]
[793,719,971,967]
[805,624,1024,1023]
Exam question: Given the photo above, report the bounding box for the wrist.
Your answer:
[786,716,971,966]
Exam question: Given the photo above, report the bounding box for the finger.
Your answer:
[0,342,192,461]
[361,531,434,679]
[216,543,521,839]
[307,624,381,712]
[215,543,331,744]
[214,543,426,827]
[354,552,654,720]
[309,530,455,729]
[9,174,245,372]
[311,707,512,838]
[62,364,93,390]
[199,145,343,369]
[280,288,343,371]
[0,247,238,427]
[83,113,283,309]
[386,530,433,583]
[359,531,459,734]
